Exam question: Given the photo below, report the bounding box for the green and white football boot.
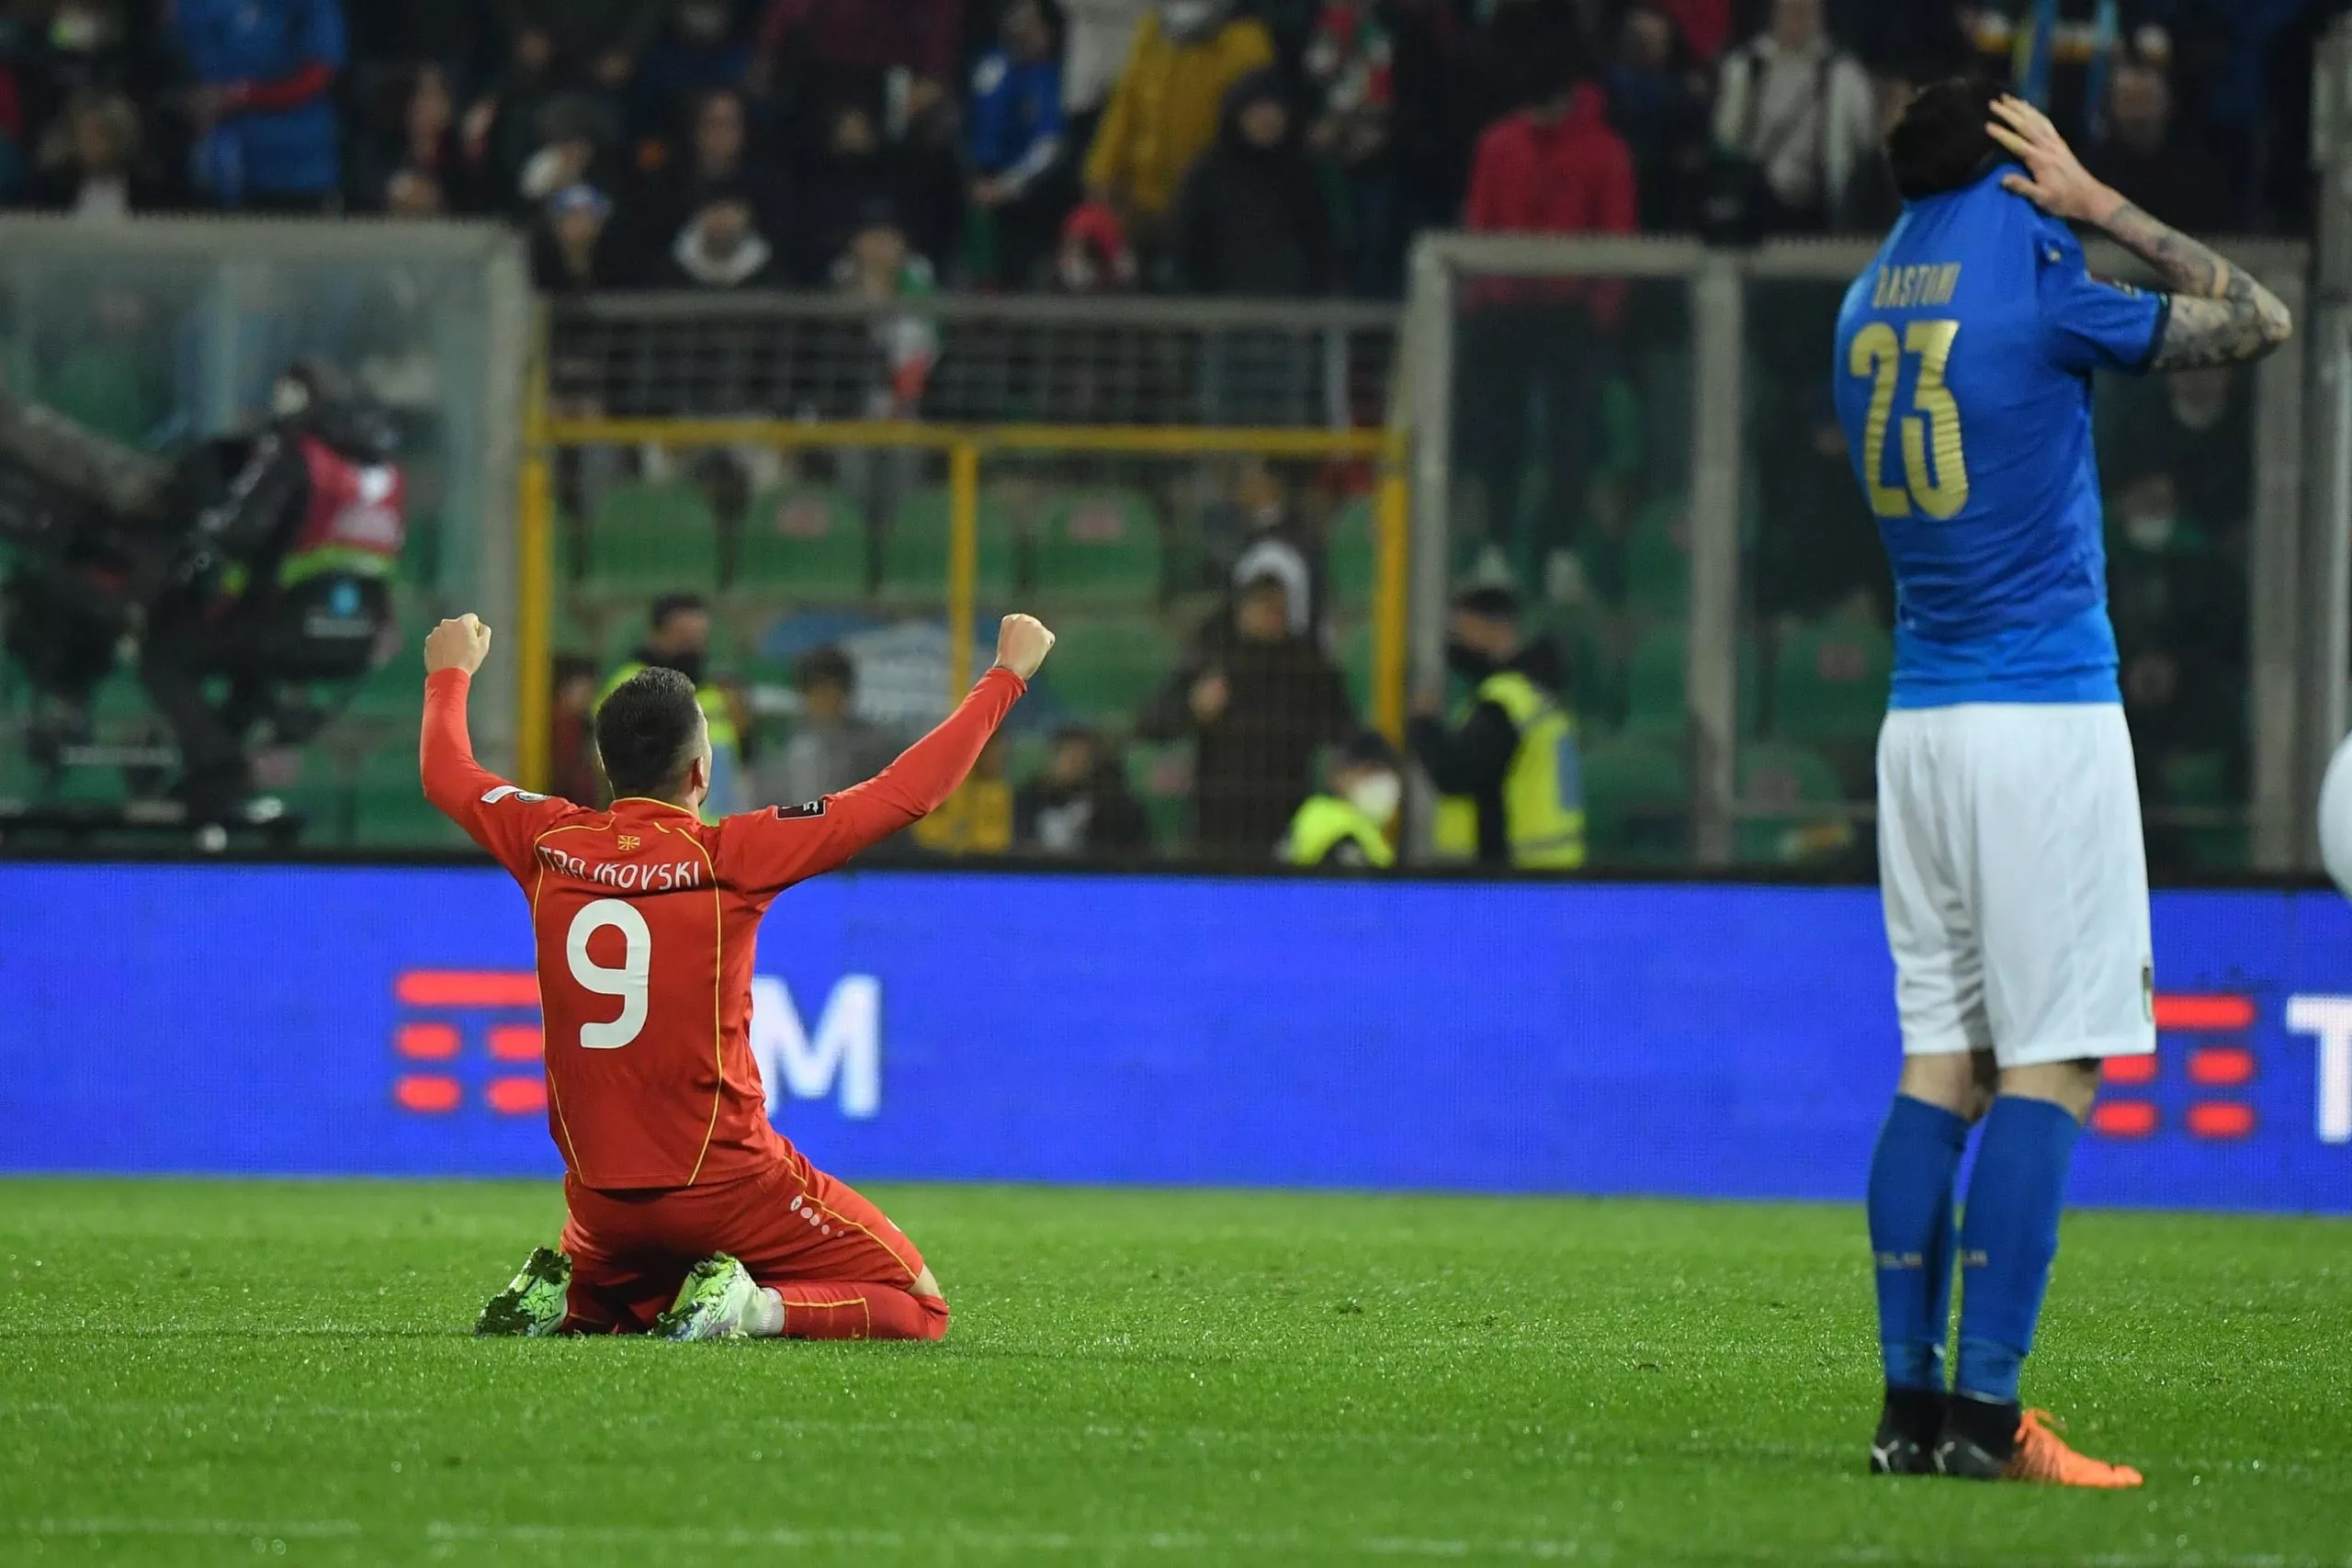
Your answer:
[653,1254,764,1341]
[473,1246,571,1337]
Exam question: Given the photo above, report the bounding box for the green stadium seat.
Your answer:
[733,485,868,603]
[1035,488,1162,606]
[1770,618,1893,749]
[351,747,468,848]
[1042,615,1179,724]
[1621,623,1758,745]
[879,488,1017,605]
[1005,731,1055,792]
[0,737,39,801]
[398,513,441,592]
[1581,736,1687,866]
[582,480,720,595]
[42,344,158,446]
[1736,739,1854,865]
[2161,750,2245,871]
[1625,496,1690,617]
[345,657,424,724]
[88,668,152,730]
[1122,738,1194,851]
[1326,495,1378,610]
[553,598,596,659]
[1337,620,1374,713]
[52,756,128,806]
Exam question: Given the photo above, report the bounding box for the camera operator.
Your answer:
[141,358,406,823]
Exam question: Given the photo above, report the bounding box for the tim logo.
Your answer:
[390,969,882,1120]
[2098,991,2352,1145]
[390,970,545,1116]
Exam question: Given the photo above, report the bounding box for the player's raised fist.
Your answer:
[424,614,493,676]
[993,614,1056,681]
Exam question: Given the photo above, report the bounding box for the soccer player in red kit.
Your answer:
[418,610,1053,1340]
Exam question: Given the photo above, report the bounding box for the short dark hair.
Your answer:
[595,665,703,798]
[1886,78,2002,202]
[1340,728,1399,771]
[794,645,854,693]
[648,592,707,631]
[1453,584,1521,622]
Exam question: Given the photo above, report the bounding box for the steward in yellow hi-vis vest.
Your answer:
[1281,730,1401,869]
[1408,585,1585,869]
[601,592,741,818]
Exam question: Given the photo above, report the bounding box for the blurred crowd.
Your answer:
[0,0,2335,299]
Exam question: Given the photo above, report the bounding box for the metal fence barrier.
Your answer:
[1405,232,2319,875]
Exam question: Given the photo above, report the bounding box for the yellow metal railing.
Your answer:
[516,415,1409,792]
[514,341,557,794]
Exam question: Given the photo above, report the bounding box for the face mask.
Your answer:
[1445,638,1496,682]
[2123,513,2176,552]
[660,651,707,686]
[1346,772,1402,824]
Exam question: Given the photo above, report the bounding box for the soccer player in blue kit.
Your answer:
[1834,85,2291,1484]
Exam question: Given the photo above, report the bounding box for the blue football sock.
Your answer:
[1867,1094,1971,1392]
[1955,1095,2083,1405]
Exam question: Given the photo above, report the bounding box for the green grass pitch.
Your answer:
[2,1179,2346,1566]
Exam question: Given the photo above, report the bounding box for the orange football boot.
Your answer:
[2005,1409,2144,1487]
[1937,1405,2143,1487]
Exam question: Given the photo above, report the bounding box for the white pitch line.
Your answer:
[22,1518,2346,1567]
[22,1517,362,1540]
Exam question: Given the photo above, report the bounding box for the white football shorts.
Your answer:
[1877,703,2156,1068]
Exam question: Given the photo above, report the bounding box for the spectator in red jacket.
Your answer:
[751,0,964,122]
[1655,0,1728,62]
[1456,52,1636,596]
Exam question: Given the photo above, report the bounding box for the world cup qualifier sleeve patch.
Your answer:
[773,800,828,819]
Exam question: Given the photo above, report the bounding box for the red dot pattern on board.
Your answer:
[2102,1055,2159,1085]
[2186,1102,2256,1139]
[2152,994,2256,1032]
[395,1022,460,1060]
[486,1077,548,1115]
[2187,1047,2255,1087]
[487,1025,545,1062]
[395,1075,462,1113]
[395,970,540,1008]
[2091,1101,2158,1137]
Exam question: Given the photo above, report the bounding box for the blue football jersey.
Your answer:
[1831,168,2167,706]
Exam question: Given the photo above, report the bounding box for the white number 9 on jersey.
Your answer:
[565,898,651,1049]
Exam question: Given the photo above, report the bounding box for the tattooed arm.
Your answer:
[1986,95,2292,370]
[2089,198,2293,368]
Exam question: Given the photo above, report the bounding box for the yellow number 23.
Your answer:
[1848,320,1969,520]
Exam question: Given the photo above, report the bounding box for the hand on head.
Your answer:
[1985,96,2115,224]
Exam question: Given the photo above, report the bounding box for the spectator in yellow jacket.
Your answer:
[1082,0,1273,246]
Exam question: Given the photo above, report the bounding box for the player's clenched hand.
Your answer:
[1985,95,2116,225]
[993,614,1055,681]
[424,614,493,677]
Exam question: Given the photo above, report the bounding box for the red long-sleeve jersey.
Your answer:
[421,665,1025,1190]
